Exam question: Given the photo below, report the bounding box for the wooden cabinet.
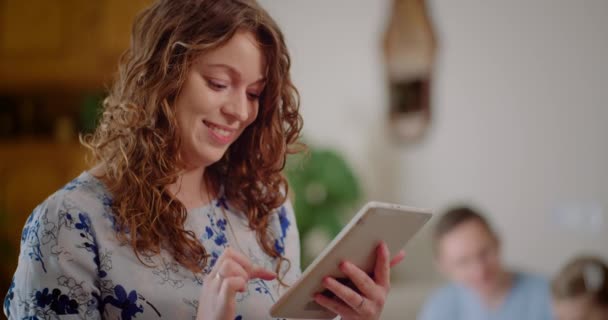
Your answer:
[0,0,152,91]
[0,141,88,242]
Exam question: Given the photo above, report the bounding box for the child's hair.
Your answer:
[552,255,608,307]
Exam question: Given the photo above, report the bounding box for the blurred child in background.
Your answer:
[552,256,608,320]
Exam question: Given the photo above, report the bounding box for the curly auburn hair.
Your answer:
[82,0,303,277]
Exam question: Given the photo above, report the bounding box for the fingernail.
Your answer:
[255,269,277,280]
[343,261,353,269]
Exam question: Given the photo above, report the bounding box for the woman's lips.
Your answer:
[203,120,237,144]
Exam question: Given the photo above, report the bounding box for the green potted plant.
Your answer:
[285,146,361,266]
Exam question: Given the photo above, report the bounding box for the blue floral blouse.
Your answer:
[4,172,301,319]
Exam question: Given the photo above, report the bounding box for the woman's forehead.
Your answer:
[195,31,266,82]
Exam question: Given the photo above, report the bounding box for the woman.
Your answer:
[552,256,608,320]
[4,1,404,319]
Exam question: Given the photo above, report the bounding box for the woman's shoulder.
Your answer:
[29,171,114,229]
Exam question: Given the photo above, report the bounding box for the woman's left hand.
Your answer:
[313,242,406,320]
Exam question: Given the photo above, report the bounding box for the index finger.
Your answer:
[211,248,276,280]
[373,241,391,288]
[211,247,254,276]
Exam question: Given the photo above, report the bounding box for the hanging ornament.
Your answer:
[383,0,438,143]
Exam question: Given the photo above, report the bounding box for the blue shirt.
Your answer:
[418,273,554,320]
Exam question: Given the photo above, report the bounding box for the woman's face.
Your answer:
[174,30,266,168]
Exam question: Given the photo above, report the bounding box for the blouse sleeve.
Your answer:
[275,200,302,287]
[4,194,102,319]
[277,201,340,320]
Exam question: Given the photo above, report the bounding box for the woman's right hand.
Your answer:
[196,248,277,320]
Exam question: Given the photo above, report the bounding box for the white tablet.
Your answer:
[270,201,432,319]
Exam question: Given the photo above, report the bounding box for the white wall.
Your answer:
[395,0,608,279]
[260,0,608,317]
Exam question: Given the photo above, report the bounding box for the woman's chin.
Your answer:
[183,142,229,168]
[196,150,228,167]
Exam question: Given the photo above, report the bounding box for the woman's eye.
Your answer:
[247,92,260,101]
[207,79,227,90]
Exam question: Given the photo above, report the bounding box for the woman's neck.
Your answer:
[168,166,212,210]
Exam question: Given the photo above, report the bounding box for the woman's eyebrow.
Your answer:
[206,63,265,84]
